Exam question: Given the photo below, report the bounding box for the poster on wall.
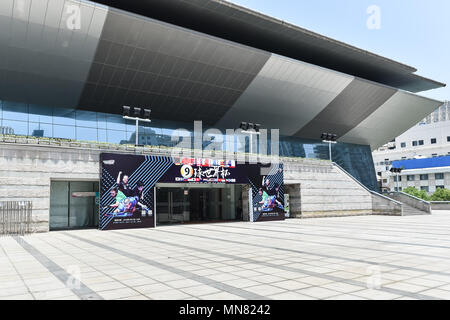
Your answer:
[248,163,286,222]
[100,153,285,230]
[100,154,174,230]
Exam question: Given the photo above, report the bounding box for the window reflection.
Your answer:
[76,110,98,128]
[107,129,126,144]
[54,124,76,139]
[77,127,98,141]
[29,105,52,123]
[29,122,52,137]
[3,119,28,135]
[53,108,76,126]
[3,102,28,121]
[106,114,126,131]
[0,98,378,191]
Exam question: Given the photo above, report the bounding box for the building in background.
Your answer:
[373,101,450,191]
[388,156,450,193]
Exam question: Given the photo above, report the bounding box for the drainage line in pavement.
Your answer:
[145,228,442,300]
[186,224,450,263]
[63,233,269,300]
[13,236,103,300]
[215,223,450,251]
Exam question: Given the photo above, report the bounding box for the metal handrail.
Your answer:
[332,162,403,206]
[390,191,431,205]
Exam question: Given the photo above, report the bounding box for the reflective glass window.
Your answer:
[98,129,107,142]
[2,119,28,135]
[77,127,98,142]
[106,114,126,131]
[29,122,52,137]
[2,101,28,121]
[53,108,76,126]
[97,113,107,129]
[76,110,98,128]
[29,105,53,123]
[54,124,76,139]
[107,129,126,144]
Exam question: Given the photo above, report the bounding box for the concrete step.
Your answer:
[383,194,430,216]
[402,204,429,216]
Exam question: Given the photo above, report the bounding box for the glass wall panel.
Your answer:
[77,126,98,141]
[29,105,52,123]
[106,114,126,131]
[49,181,99,230]
[76,110,98,128]
[3,101,28,120]
[29,122,52,137]
[98,129,107,142]
[97,113,107,129]
[53,108,76,125]
[50,181,69,230]
[107,129,126,144]
[0,98,379,191]
[54,124,76,139]
[3,119,28,135]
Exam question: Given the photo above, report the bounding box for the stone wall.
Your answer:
[430,202,450,210]
[0,143,101,232]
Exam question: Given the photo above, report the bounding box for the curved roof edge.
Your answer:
[92,0,446,93]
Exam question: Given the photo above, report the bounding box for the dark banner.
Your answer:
[100,153,284,230]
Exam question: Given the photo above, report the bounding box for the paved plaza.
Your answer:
[1,211,450,300]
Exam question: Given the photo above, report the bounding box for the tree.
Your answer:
[402,187,430,201]
[430,188,450,201]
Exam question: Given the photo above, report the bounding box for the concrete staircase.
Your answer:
[402,203,429,216]
[384,192,432,216]
[284,160,374,218]
[283,159,404,218]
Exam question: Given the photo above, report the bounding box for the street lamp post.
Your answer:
[239,122,261,154]
[123,106,152,146]
[390,167,403,192]
[321,133,338,162]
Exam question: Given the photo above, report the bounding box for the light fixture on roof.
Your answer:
[390,167,403,192]
[122,106,152,146]
[321,132,338,162]
[238,122,262,154]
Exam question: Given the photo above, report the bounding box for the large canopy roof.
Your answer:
[0,0,445,150]
[93,0,445,93]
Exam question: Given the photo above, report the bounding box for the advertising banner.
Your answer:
[100,153,285,230]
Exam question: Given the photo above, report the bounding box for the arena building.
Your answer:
[0,0,445,232]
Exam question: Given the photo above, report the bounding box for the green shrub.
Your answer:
[402,187,430,201]
[430,188,450,201]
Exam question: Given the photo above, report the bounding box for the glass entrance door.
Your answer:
[50,181,99,230]
[156,184,244,225]
[156,187,188,225]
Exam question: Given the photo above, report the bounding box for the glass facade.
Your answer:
[0,99,378,191]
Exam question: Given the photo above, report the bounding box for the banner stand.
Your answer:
[154,186,157,227]
[249,188,254,222]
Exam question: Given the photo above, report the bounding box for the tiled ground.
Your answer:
[1,211,450,300]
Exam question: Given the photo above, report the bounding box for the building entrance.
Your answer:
[156,183,243,225]
[49,181,99,230]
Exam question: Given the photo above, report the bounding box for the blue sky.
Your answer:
[229,0,449,102]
